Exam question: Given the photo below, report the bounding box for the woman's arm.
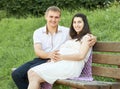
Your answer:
[54,36,92,61]
[62,40,90,61]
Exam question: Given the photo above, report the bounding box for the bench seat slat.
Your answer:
[55,79,86,89]
[93,42,120,52]
[55,79,111,89]
[56,80,120,89]
[92,54,120,65]
[92,66,120,79]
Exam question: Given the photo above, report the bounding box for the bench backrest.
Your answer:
[92,42,120,80]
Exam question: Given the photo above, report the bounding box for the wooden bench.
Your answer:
[55,42,120,89]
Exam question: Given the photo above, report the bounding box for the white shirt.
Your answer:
[33,25,70,52]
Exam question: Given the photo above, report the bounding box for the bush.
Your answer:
[0,0,118,17]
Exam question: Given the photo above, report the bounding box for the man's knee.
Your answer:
[11,69,24,80]
[11,70,20,80]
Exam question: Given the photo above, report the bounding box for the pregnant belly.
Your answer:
[59,48,79,55]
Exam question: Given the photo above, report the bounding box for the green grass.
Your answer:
[0,4,120,89]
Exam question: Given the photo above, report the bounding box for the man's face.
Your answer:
[45,11,60,28]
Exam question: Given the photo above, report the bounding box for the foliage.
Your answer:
[0,0,119,17]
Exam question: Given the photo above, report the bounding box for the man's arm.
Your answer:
[34,43,57,59]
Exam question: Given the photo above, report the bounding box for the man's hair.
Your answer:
[45,6,61,16]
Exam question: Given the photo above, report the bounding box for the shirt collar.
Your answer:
[42,25,62,34]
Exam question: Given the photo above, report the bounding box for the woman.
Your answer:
[27,13,93,89]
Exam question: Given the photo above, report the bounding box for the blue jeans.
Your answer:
[11,58,49,89]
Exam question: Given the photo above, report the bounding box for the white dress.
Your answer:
[30,36,92,84]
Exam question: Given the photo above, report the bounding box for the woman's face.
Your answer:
[73,17,84,34]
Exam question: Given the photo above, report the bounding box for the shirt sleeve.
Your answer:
[33,30,42,44]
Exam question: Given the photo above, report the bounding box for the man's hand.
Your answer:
[53,52,62,62]
[48,50,59,62]
[87,34,97,47]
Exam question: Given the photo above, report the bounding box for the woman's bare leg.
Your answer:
[27,70,44,89]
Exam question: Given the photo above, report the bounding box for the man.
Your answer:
[12,6,96,89]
